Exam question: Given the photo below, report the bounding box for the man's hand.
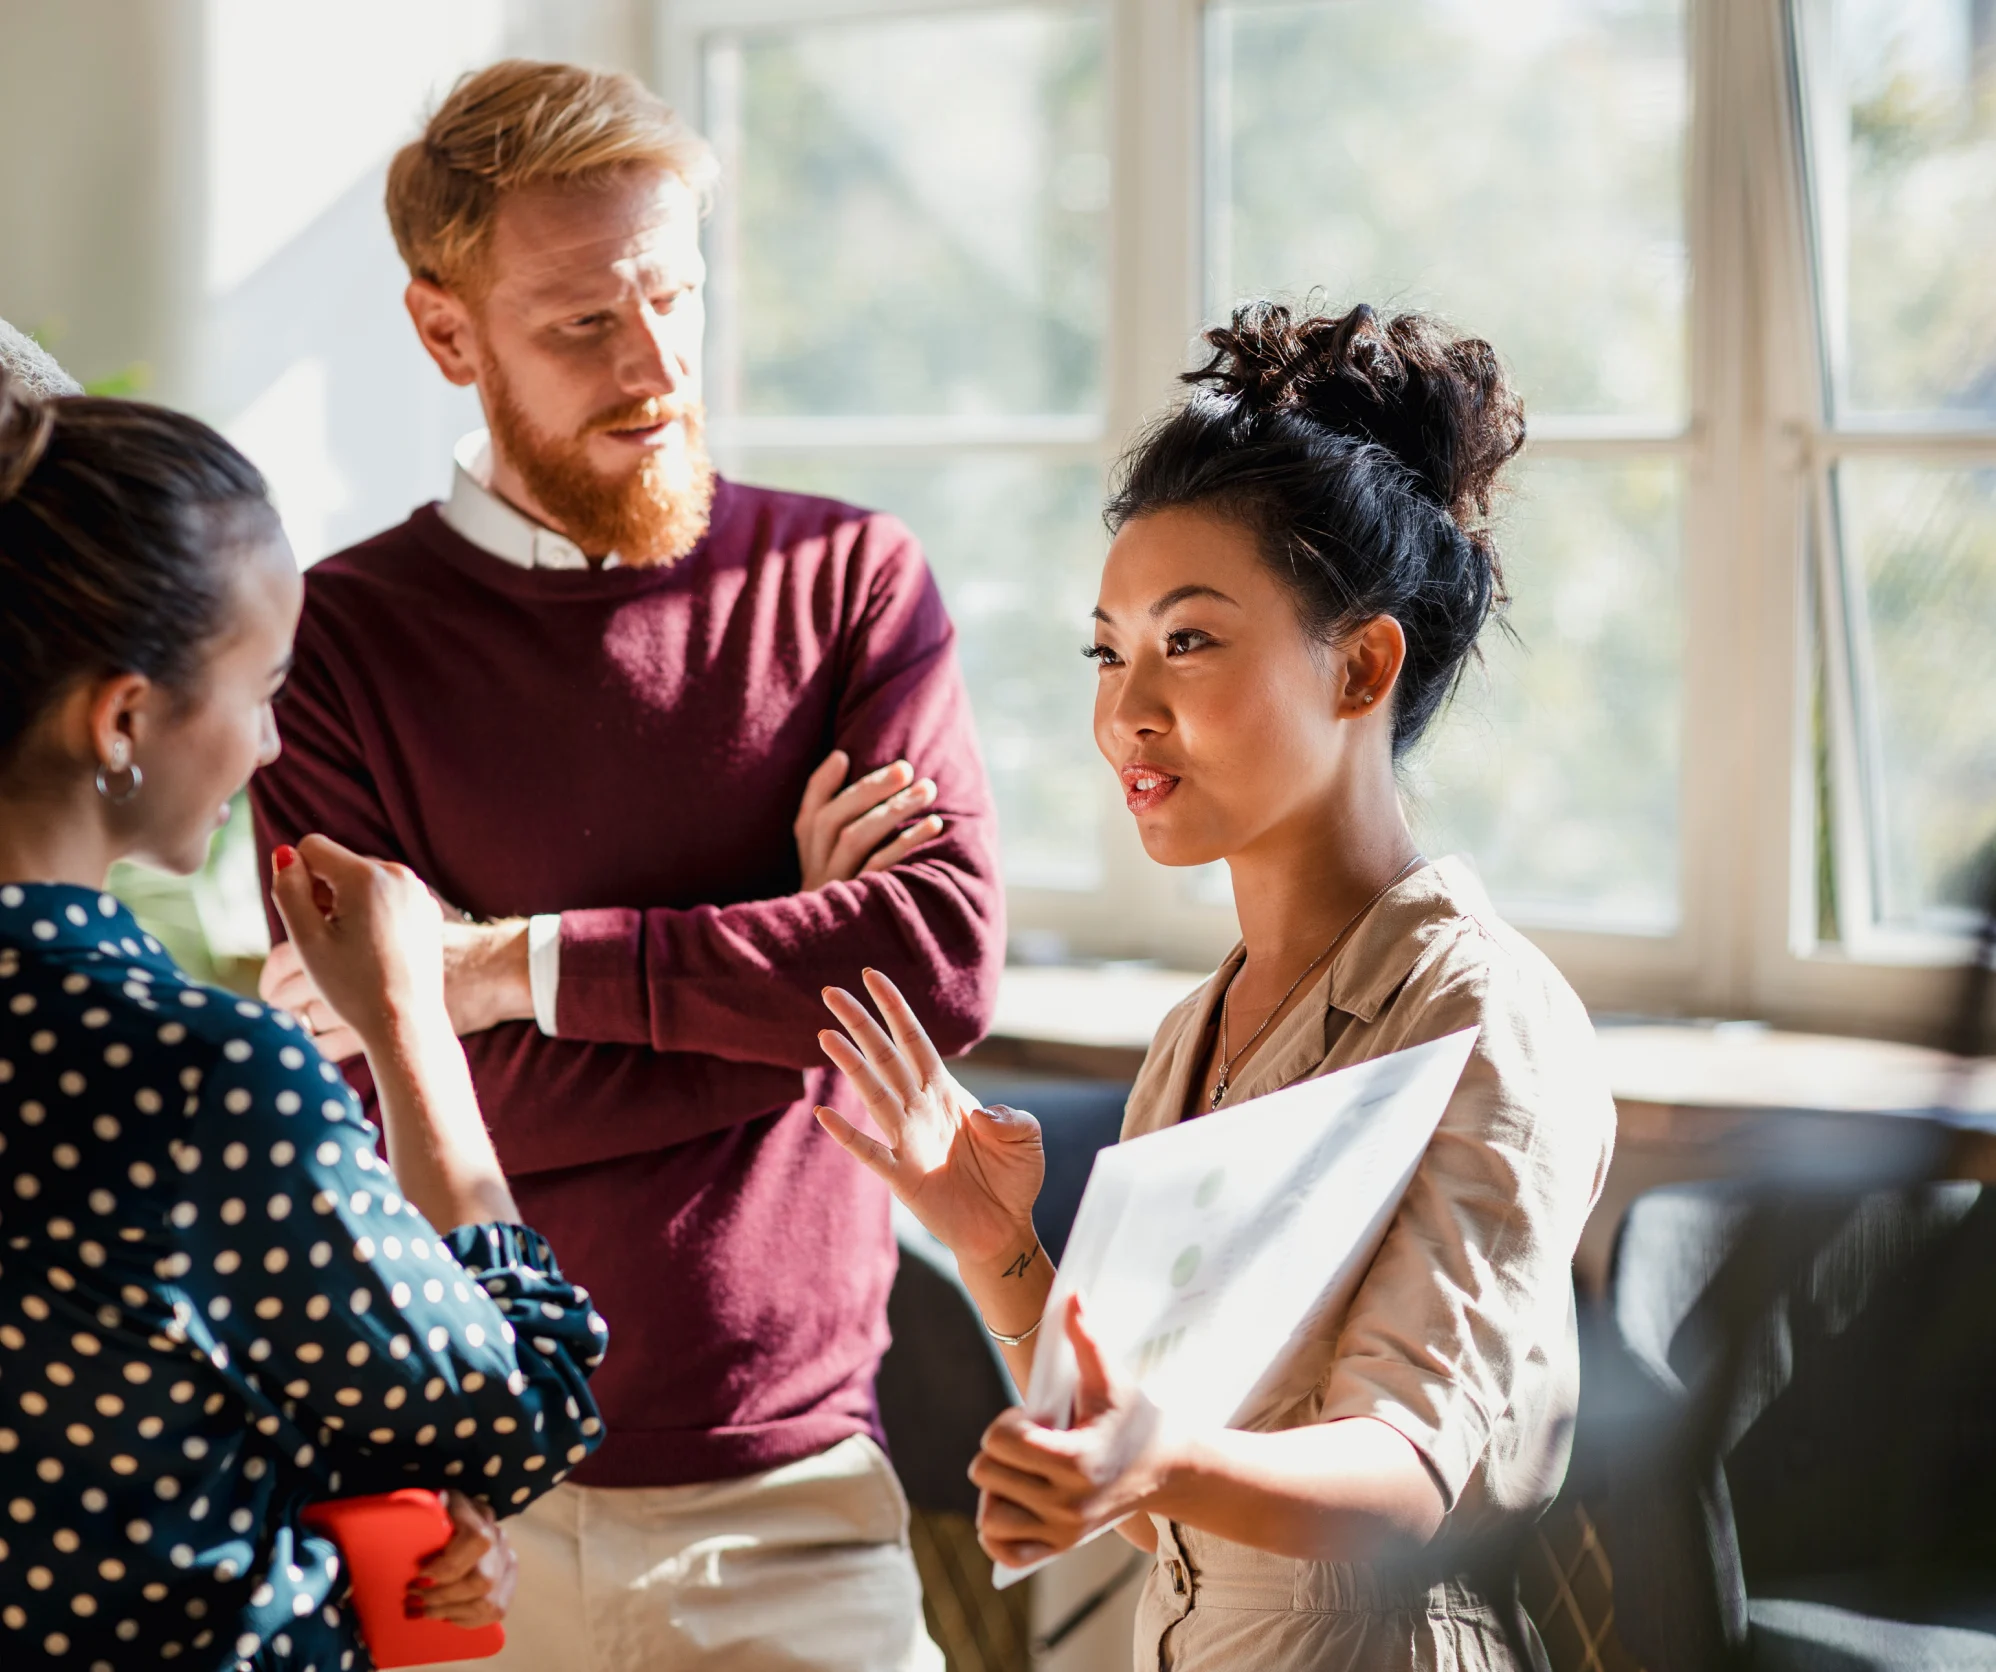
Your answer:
[261,883,533,1053]
[795,749,945,891]
[433,914,534,1036]
[260,939,367,1060]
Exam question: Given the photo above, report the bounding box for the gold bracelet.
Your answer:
[986,1314,1043,1348]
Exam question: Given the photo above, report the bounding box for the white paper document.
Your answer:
[991,1026,1478,1588]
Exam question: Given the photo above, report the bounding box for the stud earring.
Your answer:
[1360,692,1375,705]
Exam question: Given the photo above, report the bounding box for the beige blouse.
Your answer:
[1120,858,1616,1672]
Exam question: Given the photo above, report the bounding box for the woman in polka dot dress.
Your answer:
[0,371,608,1668]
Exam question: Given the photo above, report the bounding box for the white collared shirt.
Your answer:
[438,429,592,1034]
[440,429,625,572]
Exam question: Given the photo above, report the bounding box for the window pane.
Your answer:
[709,8,1107,418]
[1407,459,1684,931]
[1838,462,1996,930]
[736,454,1107,890]
[1800,0,1996,420]
[1207,0,1688,422]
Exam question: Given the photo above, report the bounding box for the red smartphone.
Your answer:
[301,1490,506,1667]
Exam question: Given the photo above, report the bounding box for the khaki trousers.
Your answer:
[419,1435,944,1672]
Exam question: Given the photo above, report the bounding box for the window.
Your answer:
[663,0,1991,1032]
[695,7,1113,893]
[1207,0,1690,934]
[1797,0,1996,946]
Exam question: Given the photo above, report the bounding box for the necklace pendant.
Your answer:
[1209,1073,1227,1111]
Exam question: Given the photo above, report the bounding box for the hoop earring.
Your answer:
[95,762,144,804]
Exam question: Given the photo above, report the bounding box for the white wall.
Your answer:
[0,0,655,564]
[0,2,191,397]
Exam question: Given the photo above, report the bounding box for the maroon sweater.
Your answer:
[250,485,1004,1487]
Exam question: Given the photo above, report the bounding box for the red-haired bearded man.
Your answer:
[251,59,1002,1672]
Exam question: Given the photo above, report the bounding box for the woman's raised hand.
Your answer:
[816,968,1045,1270]
[268,835,449,1054]
[270,834,518,1231]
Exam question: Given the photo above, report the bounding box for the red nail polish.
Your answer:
[273,844,299,872]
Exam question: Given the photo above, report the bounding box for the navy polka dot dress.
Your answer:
[0,883,608,1669]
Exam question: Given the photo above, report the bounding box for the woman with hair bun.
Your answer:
[0,371,607,1666]
[814,304,1616,1670]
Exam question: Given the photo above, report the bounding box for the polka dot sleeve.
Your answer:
[164,1006,608,1510]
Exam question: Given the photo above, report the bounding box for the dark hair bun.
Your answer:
[0,369,56,503]
[1191,302,1525,531]
[1108,301,1529,756]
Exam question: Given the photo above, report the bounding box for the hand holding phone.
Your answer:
[302,1489,509,1667]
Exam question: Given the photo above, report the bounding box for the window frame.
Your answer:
[1786,0,1996,969]
[656,0,1984,1040]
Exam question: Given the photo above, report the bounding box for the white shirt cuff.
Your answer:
[526,914,562,1036]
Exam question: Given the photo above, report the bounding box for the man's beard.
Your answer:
[484,365,716,568]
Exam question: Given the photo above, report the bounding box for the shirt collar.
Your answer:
[440,430,621,572]
[1166,855,1494,1114]
[0,881,168,966]
[1324,855,1495,1023]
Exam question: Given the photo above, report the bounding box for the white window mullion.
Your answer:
[715,415,1102,453]
[1087,0,1230,967]
[1720,0,1819,1012]
[694,32,745,425]
[1104,0,1200,446]
[1618,0,1740,1013]
[1522,431,1699,459]
[1781,0,1885,957]
[1810,464,1882,944]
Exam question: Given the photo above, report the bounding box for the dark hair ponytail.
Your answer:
[0,370,278,767]
[1106,301,1526,755]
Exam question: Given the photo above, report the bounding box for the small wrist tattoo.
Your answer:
[1002,1244,1040,1280]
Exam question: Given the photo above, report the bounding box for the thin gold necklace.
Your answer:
[1209,854,1424,1111]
